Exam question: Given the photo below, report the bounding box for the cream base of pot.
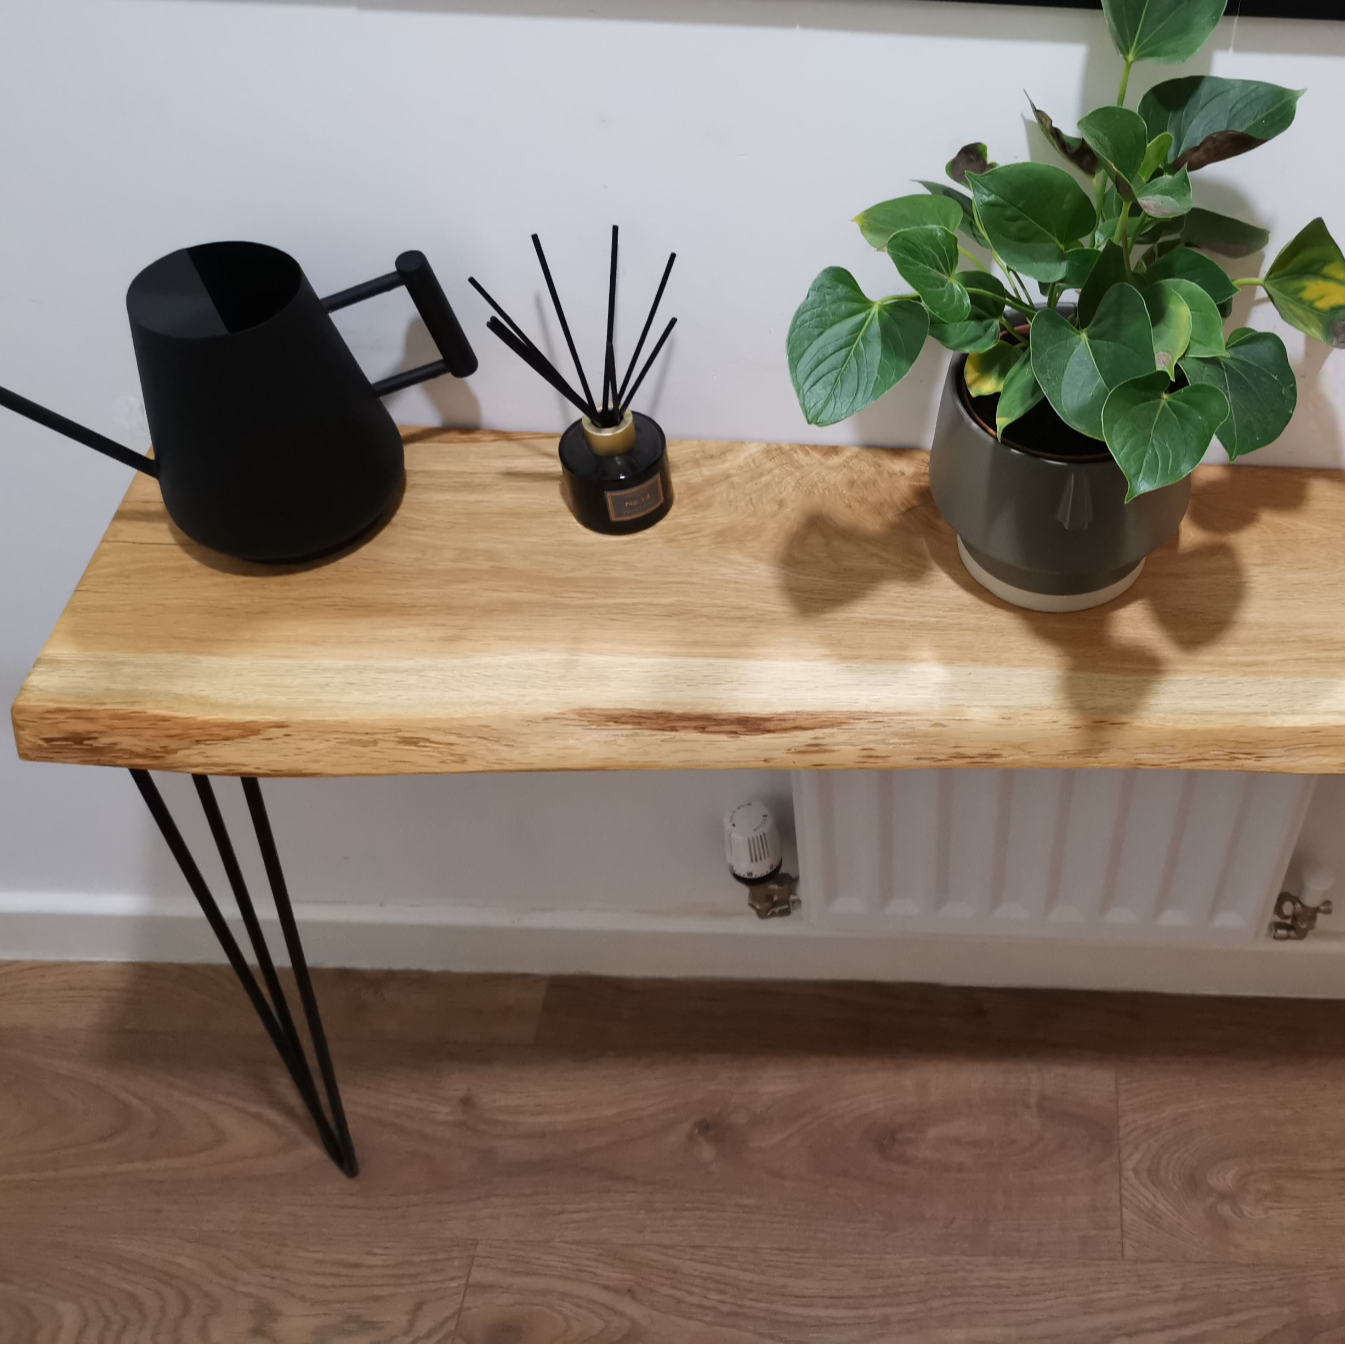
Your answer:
[956,537,1143,612]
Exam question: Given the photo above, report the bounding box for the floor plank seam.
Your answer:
[1113,1066,1128,1262]
[453,1239,479,1342]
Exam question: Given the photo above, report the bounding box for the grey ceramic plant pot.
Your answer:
[927,355,1190,612]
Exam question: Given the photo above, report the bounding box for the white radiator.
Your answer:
[793,769,1318,944]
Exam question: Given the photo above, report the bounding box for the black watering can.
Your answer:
[0,240,477,561]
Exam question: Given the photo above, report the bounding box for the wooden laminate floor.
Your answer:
[4,963,1345,1342]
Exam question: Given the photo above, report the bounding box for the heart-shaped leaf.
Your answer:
[1057,248,1103,293]
[916,182,988,247]
[1148,277,1226,357]
[964,342,1024,397]
[1138,76,1303,172]
[996,356,1045,438]
[1103,0,1227,65]
[967,163,1097,282]
[1031,283,1155,438]
[1138,132,1174,182]
[887,226,970,323]
[1265,216,1345,349]
[855,193,962,250]
[1143,283,1192,373]
[1183,325,1296,457]
[1183,210,1269,259]
[787,268,930,426]
[1180,327,1297,459]
[946,143,996,187]
[1030,100,1099,175]
[929,271,1009,352]
[1102,373,1230,499]
[1077,242,1129,326]
[1142,245,1238,307]
[1079,105,1149,194]
[1135,167,1192,219]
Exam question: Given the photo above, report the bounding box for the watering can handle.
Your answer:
[321,250,478,395]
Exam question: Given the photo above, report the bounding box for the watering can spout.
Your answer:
[0,384,158,477]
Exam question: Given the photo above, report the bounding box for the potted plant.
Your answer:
[786,0,1343,611]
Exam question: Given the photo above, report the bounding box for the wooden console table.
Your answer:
[13,428,1345,1173]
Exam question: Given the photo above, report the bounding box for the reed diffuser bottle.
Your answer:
[470,227,676,534]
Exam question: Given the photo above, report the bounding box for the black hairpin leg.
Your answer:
[130,769,358,1177]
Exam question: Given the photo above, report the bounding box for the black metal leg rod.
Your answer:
[130,769,353,1174]
[190,775,341,1162]
[242,777,359,1177]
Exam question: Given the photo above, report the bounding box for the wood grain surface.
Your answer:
[8,963,1345,1342]
[12,430,1345,777]
[456,1243,1345,1344]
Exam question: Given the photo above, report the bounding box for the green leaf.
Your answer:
[1102,373,1230,500]
[1149,277,1226,357]
[787,269,930,426]
[1029,99,1099,175]
[1180,328,1297,459]
[964,342,1023,397]
[1138,76,1303,172]
[1079,105,1149,192]
[1059,248,1103,291]
[1141,245,1238,308]
[929,271,1008,352]
[1093,181,1125,251]
[1138,132,1174,182]
[996,356,1045,438]
[1180,208,1269,259]
[887,226,969,324]
[1031,283,1155,438]
[855,193,962,250]
[1077,241,1128,327]
[967,163,1097,283]
[946,143,996,187]
[1265,216,1345,349]
[1135,168,1192,219]
[1103,0,1226,65]
[916,181,988,247]
[1143,283,1192,373]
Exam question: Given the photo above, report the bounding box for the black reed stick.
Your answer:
[602,225,619,421]
[619,316,677,414]
[486,318,593,418]
[468,276,540,354]
[532,234,598,418]
[615,252,676,408]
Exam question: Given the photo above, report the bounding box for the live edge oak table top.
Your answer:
[11,428,1345,778]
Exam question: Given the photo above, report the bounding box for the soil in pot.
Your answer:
[965,385,1109,461]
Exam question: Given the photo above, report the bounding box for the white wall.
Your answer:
[1,0,1342,968]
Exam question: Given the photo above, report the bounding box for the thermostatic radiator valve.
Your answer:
[724,801,799,919]
[1271,865,1335,941]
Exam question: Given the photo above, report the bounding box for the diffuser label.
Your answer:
[606,477,664,522]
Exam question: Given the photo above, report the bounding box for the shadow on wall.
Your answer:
[400,316,482,428]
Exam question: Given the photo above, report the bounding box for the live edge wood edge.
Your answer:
[12,427,1345,778]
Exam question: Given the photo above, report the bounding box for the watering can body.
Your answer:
[0,239,477,563]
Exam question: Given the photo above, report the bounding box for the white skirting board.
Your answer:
[3,891,1345,999]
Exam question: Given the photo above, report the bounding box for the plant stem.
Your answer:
[958,247,991,273]
[1232,277,1264,288]
[1001,268,1037,315]
[1112,202,1133,279]
[1116,57,1133,107]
